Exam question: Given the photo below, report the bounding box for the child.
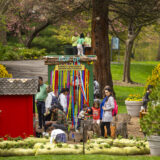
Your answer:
[77,104,88,129]
[49,126,67,144]
[77,33,85,56]
[92,100,100,124]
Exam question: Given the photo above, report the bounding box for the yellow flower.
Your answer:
[0,64,12,78]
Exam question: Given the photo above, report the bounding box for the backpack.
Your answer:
[112,99,118,116]
[51,95,63,111]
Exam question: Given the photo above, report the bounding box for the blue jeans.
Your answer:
[55,133,66,143]
[37,101,45,128]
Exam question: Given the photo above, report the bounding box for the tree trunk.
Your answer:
[25,20,50,48]
[91,0,113,96]
[123,25,141,83]
[123,36,134,83]
[156,35,160,61]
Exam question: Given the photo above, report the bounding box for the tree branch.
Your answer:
[109,20,125,43]
[25,20,51,48]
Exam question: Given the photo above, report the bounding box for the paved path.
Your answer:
[0,60,48,82]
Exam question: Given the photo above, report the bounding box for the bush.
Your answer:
[140,85,160,136]
[145,63,160,90]
[0,43,46,60]
[0,64,12,78]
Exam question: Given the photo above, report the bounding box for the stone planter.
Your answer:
[125,101,143,117]
[147,135,160,156]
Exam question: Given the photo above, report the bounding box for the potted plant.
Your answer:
[125,94,143,117]
[140,85,160,156]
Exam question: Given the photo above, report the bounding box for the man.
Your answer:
[35,76,48,129]
[45,104,68,132]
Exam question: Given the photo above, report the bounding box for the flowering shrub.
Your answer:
[145,63,160,90]
[0,64,12,78]
[125,94,142,101]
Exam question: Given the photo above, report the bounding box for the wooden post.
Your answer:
[83,122,85,155]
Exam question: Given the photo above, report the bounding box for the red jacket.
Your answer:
[92,107,100,120]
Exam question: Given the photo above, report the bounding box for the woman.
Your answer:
[100,85,111,120]
[101,88,115,137]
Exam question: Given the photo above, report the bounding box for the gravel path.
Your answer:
[0,60,48,82]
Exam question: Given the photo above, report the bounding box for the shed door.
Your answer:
[0,95,34,138]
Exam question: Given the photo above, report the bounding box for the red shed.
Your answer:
[0,78,38,138]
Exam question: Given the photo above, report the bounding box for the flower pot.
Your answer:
[147,135,160,156]
[125,101,143,117]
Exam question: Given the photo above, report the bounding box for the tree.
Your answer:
[110,0,160,83]
[0,0,12,45]
[92,0,114,95]
[7,0,90,48]
[152,23,160,61]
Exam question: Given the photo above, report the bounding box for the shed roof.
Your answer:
[43,55,97,65]
[0,78,38,95]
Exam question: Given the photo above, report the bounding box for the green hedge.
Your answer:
[0,43,46,60]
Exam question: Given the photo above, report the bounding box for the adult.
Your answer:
[84,32,91,47]
[72,32,79,55]
[50,127,67,144]
[77,33,85,56]
[101,88,115,137]
[35,76,48,129]
[46,105,68,131]
[100,85,111,120]
[45,85,56,114]
[93,78,100,99]
[59,88,69,113]
[143,85,153,110]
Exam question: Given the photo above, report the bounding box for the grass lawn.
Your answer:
[114,86,144,114]
[111,61,159,114]
[0,155,159,160]
[111,62,158,84]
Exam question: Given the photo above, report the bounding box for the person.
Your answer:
[45,85,56,115]
[72,32,79,55]
[49,126,67,144]
[77,33,85,56]
[101,88,115,137]
[77,104,88,129]
[45,104,68,132]
[84,33,91,47]
[93,78,100,99]
[35,76,48,129]
[92,100,101,125]
[143,85,153,110]
[84,32,91,55]
[100,85,111,121]
[59,88,69,113]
